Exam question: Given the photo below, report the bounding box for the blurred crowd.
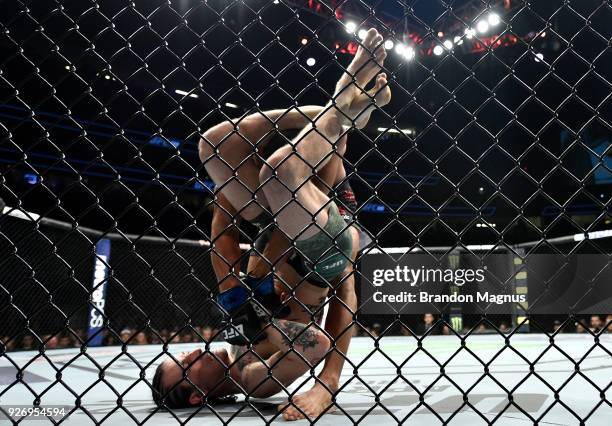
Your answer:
[357,313,612,338]
[0,325,221,353]
[2,314,611,352]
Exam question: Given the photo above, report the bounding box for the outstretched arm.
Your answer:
[211,192,243,292]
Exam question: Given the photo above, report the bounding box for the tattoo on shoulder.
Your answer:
[274,319,319,352]
[230,345,253,371]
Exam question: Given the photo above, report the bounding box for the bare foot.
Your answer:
[333,28,387,114]
[277,382,335,421]
[350,72,392,129]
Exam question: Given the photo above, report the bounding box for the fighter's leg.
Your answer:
[335,28,387,114]
[259,123,339,240]
[199,121,268,221]
[200,107,332,221]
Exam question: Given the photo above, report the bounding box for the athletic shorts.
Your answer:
[294,202,353,283]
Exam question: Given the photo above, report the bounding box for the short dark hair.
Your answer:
[151,361,195,409]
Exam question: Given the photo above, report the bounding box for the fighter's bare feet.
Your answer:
[351,72,392,129]
[277,382,335,421]
[333,28,387,114]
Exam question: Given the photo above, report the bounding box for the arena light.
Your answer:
[384,39,394,50]
[488,13,501,26]
[465,28,476,39]
[175,89,198,98]
[224,102,239,108]
[534,53,544,62]
[574,229,612,241]
[467,244,496,250]
[377,127,414,135]
[301,37,308,45]
[358,29,368,40]
[306,57,316,66]
[477,20,489,33]
[404,46,416,61]
[394,43,405,55]
[345,21,357,33]
[433,45,444,55]
[443,40,453,50]
[104,74,111,80]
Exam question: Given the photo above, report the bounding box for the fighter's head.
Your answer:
[151,348,229,408]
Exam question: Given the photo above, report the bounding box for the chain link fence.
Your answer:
[1,0,611,423]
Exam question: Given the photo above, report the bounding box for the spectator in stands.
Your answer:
[606,314,612,333]
[158,329,170,342]
[59,334,74,348]
[134,331,149,345]
[368,323,382,338]
[120,328,133,344]
[575,322,586,333]
[475,324,488,334]
[553,320,562,333]
[200,326,213,343]
[589,315,603,332]
[103,332,116,346]
[21,334,34,350]
[43,334,59,349]
[498,322,509,332]
[417,313,439,335]
[73,329,87,344]
[149,332,162,345]
[180,333,193,343]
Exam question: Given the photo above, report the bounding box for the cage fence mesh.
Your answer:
[1,0,612,424]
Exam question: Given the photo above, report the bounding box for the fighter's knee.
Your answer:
[312,332,331,363]
[259,150,303,185]
[199,122,234,162]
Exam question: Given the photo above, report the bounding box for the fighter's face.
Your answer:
[162,349,210,398]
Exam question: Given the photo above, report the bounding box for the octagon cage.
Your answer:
[1,0,611,425]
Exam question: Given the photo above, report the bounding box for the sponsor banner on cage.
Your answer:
[360,253,612,314]
[87,239,111,346]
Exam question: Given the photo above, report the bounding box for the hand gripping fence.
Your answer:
[1,0,611,424]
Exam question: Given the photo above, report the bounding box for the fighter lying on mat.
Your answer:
[151,196,356,414]
[195,27,390,419]
[151,295,331,409]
